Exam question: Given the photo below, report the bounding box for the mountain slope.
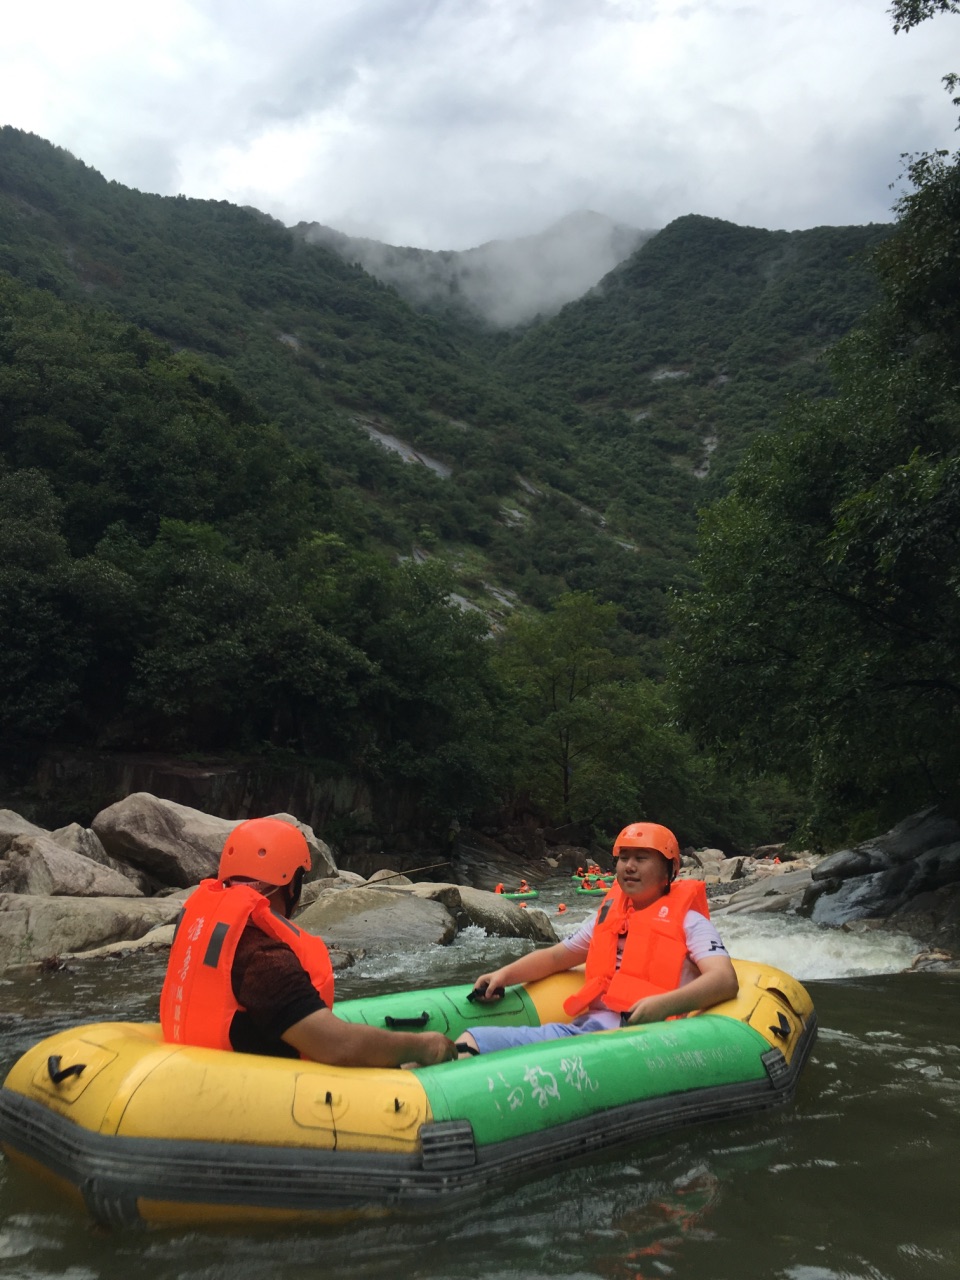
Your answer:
[496,215,893,491]
[297,210,653,328]
[0,128,891,655]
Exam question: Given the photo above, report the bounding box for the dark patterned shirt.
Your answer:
[228,923,327,1057]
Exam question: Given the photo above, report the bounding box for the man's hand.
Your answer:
[413,1032,458,1065]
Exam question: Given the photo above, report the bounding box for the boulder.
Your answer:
[803,841,960,930]
[295,886,458,950]
[381,881,465,915]
[92,794,238,886]
[0,833,144,898]
[718,856,748,883]
[0,809,46,856]
[690,848,726,868]
[91,793,336,888]
[366,868,413,886]
[49,822,157,894]
[888,880,960,949]
[713,868,814,916]
[811,807,960,882]
[0,893,182,972]
[456,887,559,942]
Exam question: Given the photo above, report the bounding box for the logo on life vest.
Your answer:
[658,904,670,918]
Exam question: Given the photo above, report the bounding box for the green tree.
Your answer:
[672,6,960,837]
[493,593,626,819]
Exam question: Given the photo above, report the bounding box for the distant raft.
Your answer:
[0,959,816,1228]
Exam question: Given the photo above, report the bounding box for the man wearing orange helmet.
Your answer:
[456,822,738,1055]
[160,817,457,1067]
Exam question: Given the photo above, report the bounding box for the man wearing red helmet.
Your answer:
[160,817,457,1067]
[456,822,738,1055]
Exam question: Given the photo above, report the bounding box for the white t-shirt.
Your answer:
[562,908,729,994]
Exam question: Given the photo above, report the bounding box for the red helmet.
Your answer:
[218,817,311,885]
[612,822,681,872]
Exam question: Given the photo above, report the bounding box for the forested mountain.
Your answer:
[0,124,904,841]
[496,215,891,492]
[297,210,652,328]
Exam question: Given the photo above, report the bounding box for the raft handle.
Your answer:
[769,1012,791,1041]
[466,982,505,1003]
[47,1055,85,1086]
[384,1012,430,1029]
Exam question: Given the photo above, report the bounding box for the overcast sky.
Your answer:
[3,1,957,250]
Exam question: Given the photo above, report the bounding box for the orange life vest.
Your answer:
[160,879,335,1050]
[563,879,710,1017]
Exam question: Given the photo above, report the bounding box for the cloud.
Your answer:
[1,0,957,248]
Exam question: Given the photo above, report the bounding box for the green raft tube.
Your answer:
[0,958,816,1228]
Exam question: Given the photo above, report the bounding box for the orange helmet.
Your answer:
[612,822,681,872]
[218,817,311,885]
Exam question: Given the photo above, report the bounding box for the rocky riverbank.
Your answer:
[0,793,957,976]
[0,792,558,974]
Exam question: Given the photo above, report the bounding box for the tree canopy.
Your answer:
[672,12,960,837]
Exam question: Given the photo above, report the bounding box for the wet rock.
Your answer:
[908,947,959,972]
[887,881,960,954]
[804,840,960,930]
[456,887,559,943]
[295,886,458,950]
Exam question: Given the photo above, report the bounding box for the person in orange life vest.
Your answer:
[160,817,457,1068]
[455,822,738,1056]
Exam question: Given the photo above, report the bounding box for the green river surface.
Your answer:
[0,884,957,1280]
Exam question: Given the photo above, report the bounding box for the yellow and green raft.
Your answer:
[0,958,816,1227]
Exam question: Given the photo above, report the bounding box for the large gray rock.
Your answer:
[0,810,46,856]
[713,868,814,916]
[801,808,960,949]
[296,886,458,950]
[0,833,144,898]
[456,886,559,942]
[92,793,238,886]
[91,793,336,888]
[805,842,960,927]
[812,807,960,882]
[49,822,157,894]
[0,893,181,972]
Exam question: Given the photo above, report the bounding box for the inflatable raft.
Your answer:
[0,958,816,1228]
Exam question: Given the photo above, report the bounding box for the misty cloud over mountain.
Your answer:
[296,211,654,329]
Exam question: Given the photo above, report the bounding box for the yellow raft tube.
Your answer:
[0,958,816,1227]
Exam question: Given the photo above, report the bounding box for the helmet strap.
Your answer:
[281,867,305,916]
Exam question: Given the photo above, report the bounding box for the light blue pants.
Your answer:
[467,1009,622,1053]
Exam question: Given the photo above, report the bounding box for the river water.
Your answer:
[1,882,957,1280]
